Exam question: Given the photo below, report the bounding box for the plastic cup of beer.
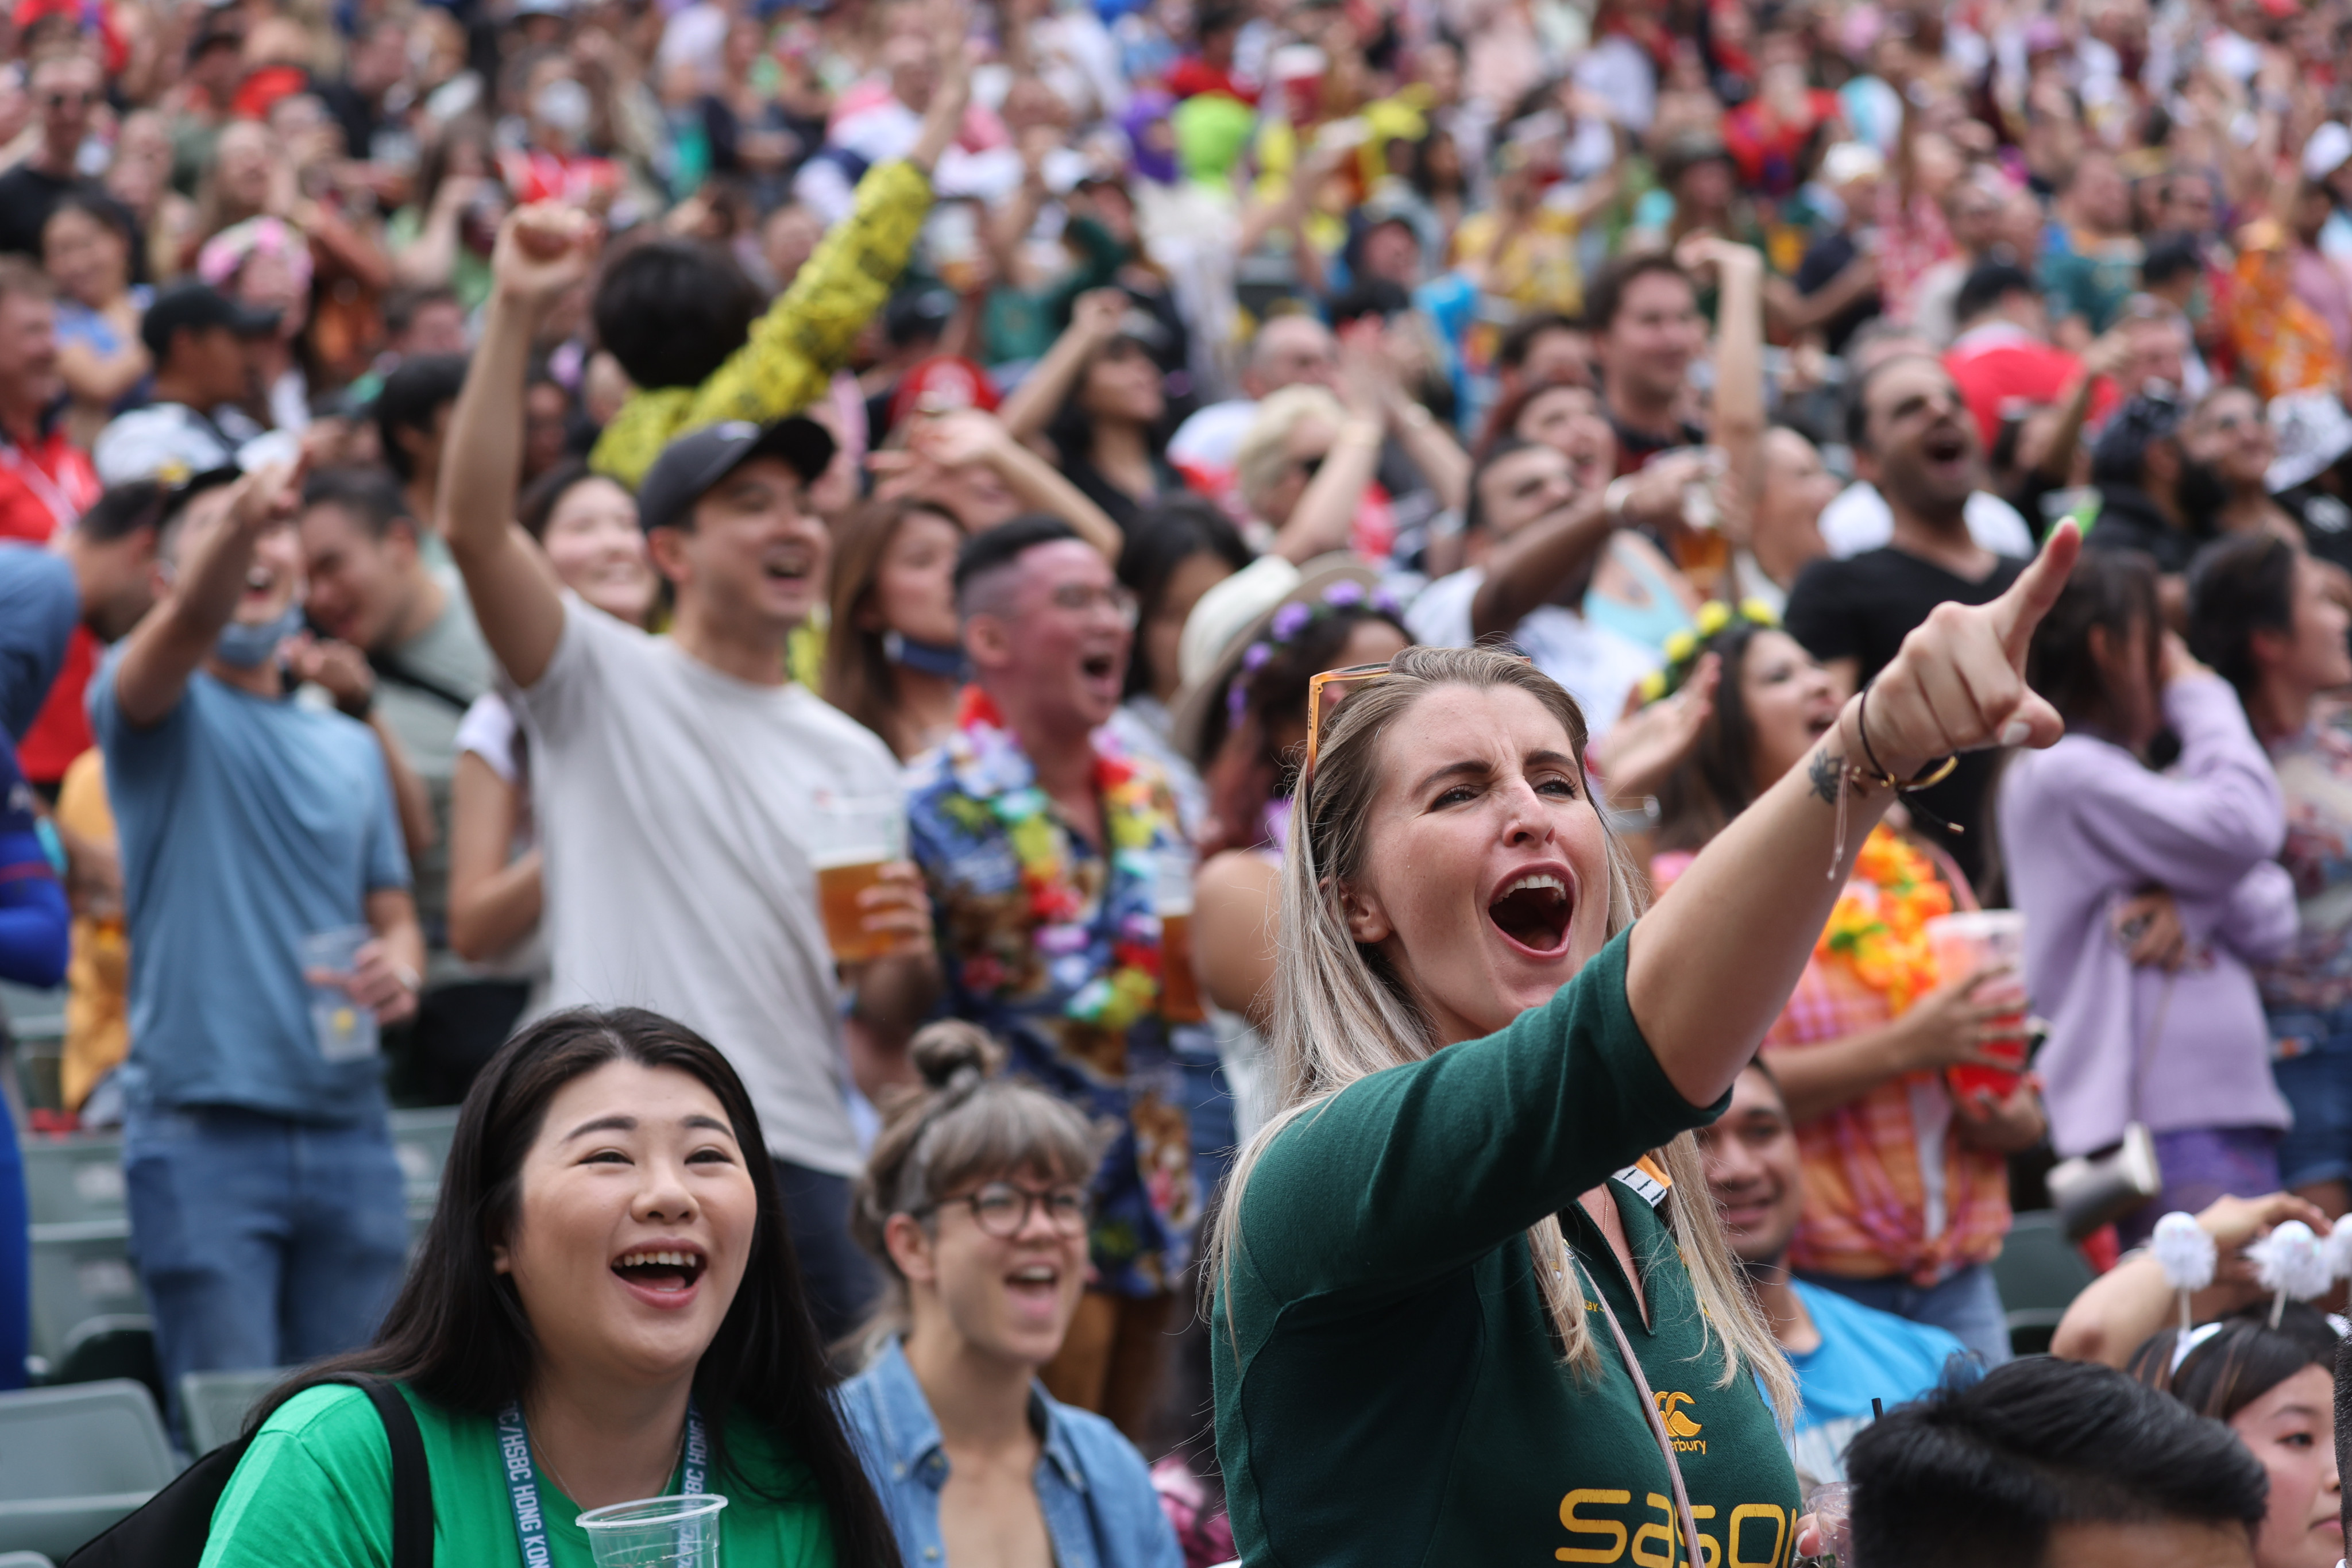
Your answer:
[299,924,379,1064]
[577,1494,728,1568]
[1157,853,1206,1025]
[1926,910,2029,1099]
[813,795,908,966]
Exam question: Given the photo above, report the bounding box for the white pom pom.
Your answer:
[2249,1220,2333,1303]
[2326,1222,2352,1283]
[2151,1211,2217,1293]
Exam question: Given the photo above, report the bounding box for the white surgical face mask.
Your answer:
[533,78,591,139]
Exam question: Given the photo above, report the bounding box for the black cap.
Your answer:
[142,282,280,361]
[2091,393,2189,487]
[635,418,838,534]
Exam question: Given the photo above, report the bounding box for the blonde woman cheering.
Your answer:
[1207,527,2082,1566]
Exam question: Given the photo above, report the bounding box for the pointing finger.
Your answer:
[1990,520,2080,663]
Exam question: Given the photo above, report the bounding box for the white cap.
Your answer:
[2303,122,2352,183]
[1177,554,1299,693]
[2267,390,2352,494]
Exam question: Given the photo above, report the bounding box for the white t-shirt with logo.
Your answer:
[515,597,900,1175]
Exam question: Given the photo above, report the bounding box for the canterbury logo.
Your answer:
[1654,1391,1703,1440]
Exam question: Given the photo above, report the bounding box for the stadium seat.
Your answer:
[26,1218,141,1374]
[0,1380,176,1559]
[20,1134,125,1227]
[179,1368,286,1457]
[1990,1210,2096,1358]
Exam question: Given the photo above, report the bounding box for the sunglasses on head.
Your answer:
[1300,653,1537,794]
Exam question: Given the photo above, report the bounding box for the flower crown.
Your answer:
[1226,578,1407,726]
[1636,597,1782,706]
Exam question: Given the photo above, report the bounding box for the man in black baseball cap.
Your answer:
[92,283,279,486]
[2083,391,2229,580]
[440,200,937,1346]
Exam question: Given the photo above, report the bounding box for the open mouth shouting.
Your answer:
[1488,867,1574,957]
[612,1244,707,1304]
[761,546,815,590]
[1921,420,1972,482]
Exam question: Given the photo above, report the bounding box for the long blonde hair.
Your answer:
[1203,645,1796,1419]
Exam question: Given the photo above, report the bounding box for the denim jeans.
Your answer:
[2271,1005,2352,1192]
[123,1101,408,1425]
[1795,1260,2013,1367]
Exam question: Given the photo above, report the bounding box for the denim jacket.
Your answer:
[838,1339,1184,1568]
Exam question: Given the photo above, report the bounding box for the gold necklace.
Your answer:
[533,1415,688,1505]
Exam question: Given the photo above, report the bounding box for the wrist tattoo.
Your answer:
[1808,748,1844,805]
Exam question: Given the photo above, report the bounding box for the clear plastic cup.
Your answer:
[1925,910,2029,1098]
[576,1494,728,1568]
[1156,851,1205,1024]
[299,925,379,1063]
[810,795,909,965]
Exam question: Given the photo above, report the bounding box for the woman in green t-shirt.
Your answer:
[1206,527,2084,1566]
[200,1008,902,1567]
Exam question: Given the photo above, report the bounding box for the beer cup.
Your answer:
[1157,852,1206,1024]
[812,795,909,965]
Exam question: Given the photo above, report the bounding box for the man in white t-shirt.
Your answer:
[442,209,941,1338]
[1404,438,1660,741]
[1165,314,1339,495]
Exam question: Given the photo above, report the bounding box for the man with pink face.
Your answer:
[905,515,1206,1442]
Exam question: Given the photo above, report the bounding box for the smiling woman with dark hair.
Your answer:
[199,1008,903,1567]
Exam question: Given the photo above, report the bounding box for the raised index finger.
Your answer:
[1989,520,2081,663]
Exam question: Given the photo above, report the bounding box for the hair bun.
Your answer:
[909,1020,1004,1092]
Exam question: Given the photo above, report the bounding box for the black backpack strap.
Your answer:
[338,1377,435,1568]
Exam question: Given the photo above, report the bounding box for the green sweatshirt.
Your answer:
[1212,930,1802,1567]
[200,1384,837,1568]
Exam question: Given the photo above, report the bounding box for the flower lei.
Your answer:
[1816,826,1954,1014]
[948,687,1171,1030]
[1225,578,1407,727]
[1637,597,1783,706]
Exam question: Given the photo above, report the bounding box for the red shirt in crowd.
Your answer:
[1943,322,2118,453]
[0,418,101,787]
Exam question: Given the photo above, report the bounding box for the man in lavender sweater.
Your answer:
[2001,546,2294,1241]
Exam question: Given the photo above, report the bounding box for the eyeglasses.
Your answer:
[1048,582,1139,627]
[919,1181,1091,1239]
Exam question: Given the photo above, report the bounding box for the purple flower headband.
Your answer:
[1226,578,1404,726]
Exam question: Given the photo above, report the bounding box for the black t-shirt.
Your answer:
[1793,232,1883,356]
[1785,546,2027,891]
[1609,413,1707,476]
[2083,484,2206,576]
[0,165,99,258]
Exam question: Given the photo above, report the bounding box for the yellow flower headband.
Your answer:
[1637,598,1782,706]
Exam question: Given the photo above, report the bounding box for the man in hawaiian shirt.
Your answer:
[905,513,1206,1440]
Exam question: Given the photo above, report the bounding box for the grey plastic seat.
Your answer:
[1990,1209,2096,1357]
[0,1552,60,1568]
[26,1216,141,1369]
[0,1380,176,1560]
[20,1134,125,1227]
[388,1106,460,1205]
[180,1368,287,1455]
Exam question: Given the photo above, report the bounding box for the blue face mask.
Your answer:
[883,630,969,681]
[213,604,303,669]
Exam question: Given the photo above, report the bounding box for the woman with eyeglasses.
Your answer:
[840,1021,1183,1568]
[1204,524,2083,1566]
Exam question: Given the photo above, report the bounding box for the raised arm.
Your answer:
[437,206,593,689]
[907,411,1123,558]
[1686,235,1764,544]
[998,288,1126,445]
[1629,523,2081,1109]
[109,459,304,731]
